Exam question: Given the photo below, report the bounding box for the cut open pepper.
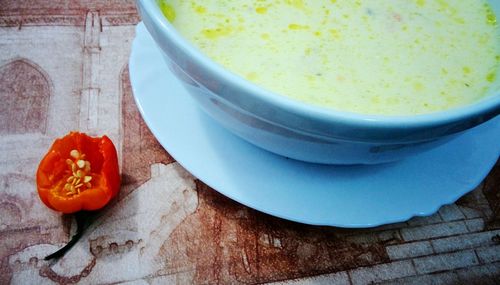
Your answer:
[36,132,120,214]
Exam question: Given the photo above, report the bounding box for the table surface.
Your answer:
[1,1,499,284]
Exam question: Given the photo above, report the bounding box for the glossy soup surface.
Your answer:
[159,0,499,115]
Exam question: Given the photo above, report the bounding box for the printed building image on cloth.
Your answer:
[0,1,500,284]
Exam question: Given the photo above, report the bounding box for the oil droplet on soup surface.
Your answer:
[160,0,500,115]
[158,1,176,22]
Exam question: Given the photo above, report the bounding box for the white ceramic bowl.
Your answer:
[136,0,500,164]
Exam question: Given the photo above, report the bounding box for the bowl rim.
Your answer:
[138,0,500,131]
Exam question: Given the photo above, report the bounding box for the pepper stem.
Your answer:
[44,211,93,260]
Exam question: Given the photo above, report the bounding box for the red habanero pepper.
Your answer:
[37,132,120,214]
[36,132,120,260]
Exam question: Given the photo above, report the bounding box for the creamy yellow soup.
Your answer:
[159,0,499,115]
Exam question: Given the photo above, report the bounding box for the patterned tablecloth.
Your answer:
[1,1,499,284]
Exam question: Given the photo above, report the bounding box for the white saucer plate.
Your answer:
[129,23,500,228]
